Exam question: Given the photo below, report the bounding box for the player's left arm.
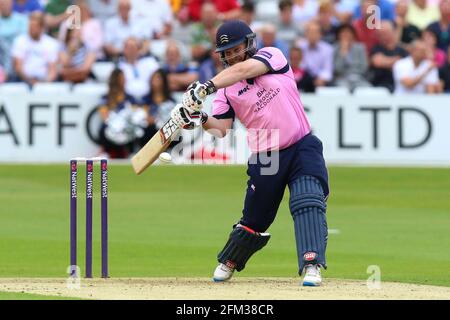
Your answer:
[209,59,269,90]
[180,58,269,112]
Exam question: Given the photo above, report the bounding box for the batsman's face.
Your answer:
[224,43,247,66]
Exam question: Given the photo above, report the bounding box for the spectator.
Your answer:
[353,0,395,22]
[59,28,96,83]
[333,24,370,91]
[104,0,152,60]
[190,2,219,62]
[422,29,446,68]
[188,0,241,22]
[393,40,441,94]
[334,0,359,24]
[276,0,303,45]
[59,0,104,60]
[289,46,315,92]
[88,0,118,25]
[162,40,198,91]
[406,0,440,30]
[13,0,42,15]
[297,21,334,88]
[98,69,146,158]
[170,0,192,43]
[0,44,7,82]
[12,11,59,85]
[198,50,223,83]
[426,0,450,51]
[257,23,290,59]
[174,0,190,25]
[43,0,72,34]
[131,0,173,38]
[439,46,450,92]
[291,0,319,27]
[369,21,408,92]
[395,0,421,46]
[118,37,160,100]
[140,69,177,143]
[318,0,338,45]
[0,64,6,83]
[352,0,379,56]
[0,0,28,78]
[240,0,262,33]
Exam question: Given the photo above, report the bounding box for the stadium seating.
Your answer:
[0,82,30,95]
[32,82,72,95]
[72,83,108,95]
[353,87,391,96]
[315,86,351,96]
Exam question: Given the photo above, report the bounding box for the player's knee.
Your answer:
[289,175,326,216]
[238,218,270,233]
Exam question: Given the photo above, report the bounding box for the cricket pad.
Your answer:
[217,225,270,272]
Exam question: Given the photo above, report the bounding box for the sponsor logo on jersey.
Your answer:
[238,85,250,96]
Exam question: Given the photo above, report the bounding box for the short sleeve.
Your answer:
[11,36,25,59]
[48,38,60,63]
[424,67,439,85]
[212,89,235,120]
[393,60,408,81]
[251,47,289,73]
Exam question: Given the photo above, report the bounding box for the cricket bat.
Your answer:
[131,89,206,175]
[131,117,180,174]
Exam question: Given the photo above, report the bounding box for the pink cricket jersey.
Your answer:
[212,47,311,152]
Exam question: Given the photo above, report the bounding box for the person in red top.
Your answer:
[188,0,241,22]
[352,0,379,56]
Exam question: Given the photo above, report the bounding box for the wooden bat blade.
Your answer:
[131,118,180,175]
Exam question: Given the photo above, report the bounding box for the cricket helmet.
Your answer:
[215,20,257,67]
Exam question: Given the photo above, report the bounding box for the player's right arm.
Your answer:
[202,117,233,138]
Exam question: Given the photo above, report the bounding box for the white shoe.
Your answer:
[213,263,235,282]
[302,264,322,286]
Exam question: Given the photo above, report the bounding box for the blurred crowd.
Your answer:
[1,0,450,157]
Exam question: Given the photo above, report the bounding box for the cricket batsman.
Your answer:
[170,20,329,286]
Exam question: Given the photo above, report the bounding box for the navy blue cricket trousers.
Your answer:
[239,133,329,232]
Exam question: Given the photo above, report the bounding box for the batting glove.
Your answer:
[182,80,217,112]
[170,104,204,130]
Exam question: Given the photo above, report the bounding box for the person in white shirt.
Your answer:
[130,0,173,38]
[118,37,160,100]
[393,40,442,94]
[103,0,153,59]
[88,0,118,25]
[12,11,59,85]
[292,0,319,27]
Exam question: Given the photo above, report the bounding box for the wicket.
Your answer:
[70,157,109,278]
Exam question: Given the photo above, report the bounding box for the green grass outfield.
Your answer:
[0,164,449,287]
